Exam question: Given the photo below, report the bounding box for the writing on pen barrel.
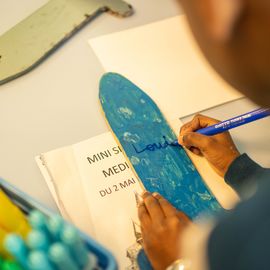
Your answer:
[174,108,270,144]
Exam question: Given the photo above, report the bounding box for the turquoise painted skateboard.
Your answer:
[99,73,221,219]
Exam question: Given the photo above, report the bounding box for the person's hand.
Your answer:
[179,114,240,177]
[138,192,191,270]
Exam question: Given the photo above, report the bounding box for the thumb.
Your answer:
[179,132,214,151]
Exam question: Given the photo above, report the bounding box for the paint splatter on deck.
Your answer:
[100,73,221,219]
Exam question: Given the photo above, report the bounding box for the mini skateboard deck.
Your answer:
[0,0,133,85]
[99,73,221,219]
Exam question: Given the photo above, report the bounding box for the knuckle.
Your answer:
[180,123,191,134]
[193,113,201,120]
[193,114,203,124]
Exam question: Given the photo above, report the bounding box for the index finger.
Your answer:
[180,114,220,135]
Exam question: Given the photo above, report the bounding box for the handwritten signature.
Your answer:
[132,136,179,154]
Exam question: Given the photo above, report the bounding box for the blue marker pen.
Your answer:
[196,108,270,136]
[60,224,91,268]
[49,243,79,270]
[175,108,270,144]
[28,250,55,270]
[4,234,28,269]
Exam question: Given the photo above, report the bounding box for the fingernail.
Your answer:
[142,191,150,198]
[152,192,160,198]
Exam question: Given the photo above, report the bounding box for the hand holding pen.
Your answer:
[178,114,240,177]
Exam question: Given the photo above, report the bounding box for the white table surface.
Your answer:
[0,0,269,212]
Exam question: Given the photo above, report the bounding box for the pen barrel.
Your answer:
[197,108,270,136]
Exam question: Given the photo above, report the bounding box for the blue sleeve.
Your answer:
[224,154,268,199]
[207,180,270,270]
[207,155,270,270]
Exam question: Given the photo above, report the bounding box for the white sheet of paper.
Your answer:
[72,133,143,269]
[36,131,238,269]
[89,15,242,119]
[36,147,95,236]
